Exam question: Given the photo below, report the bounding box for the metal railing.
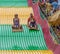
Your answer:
[50,26,60,43]
[38,6,60,44]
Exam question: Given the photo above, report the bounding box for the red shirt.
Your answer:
[28,16,36,22]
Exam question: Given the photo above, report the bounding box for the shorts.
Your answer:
[14,24,19,28]
[30,22,36,27]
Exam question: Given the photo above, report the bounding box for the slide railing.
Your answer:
[38,6,60,44]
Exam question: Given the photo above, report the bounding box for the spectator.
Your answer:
[45,0,52,16]
[52,0,58,11]
[49,5,54,16]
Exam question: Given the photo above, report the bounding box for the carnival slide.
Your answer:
[0,0,58,54]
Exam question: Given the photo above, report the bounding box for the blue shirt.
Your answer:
[52,2,58,10]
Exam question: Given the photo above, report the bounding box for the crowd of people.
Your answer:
[38,0,60,18]
[38,0,60,39]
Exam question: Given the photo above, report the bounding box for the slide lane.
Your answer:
[0,7,48,50]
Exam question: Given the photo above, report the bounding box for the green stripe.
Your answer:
[0,25,47,50]
[0,0,27,1]
[0,0,28,7]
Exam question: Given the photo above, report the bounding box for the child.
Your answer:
[12,14,22,29]
[28,13,37,29]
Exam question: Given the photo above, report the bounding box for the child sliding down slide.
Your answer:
[28,13,38,30]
